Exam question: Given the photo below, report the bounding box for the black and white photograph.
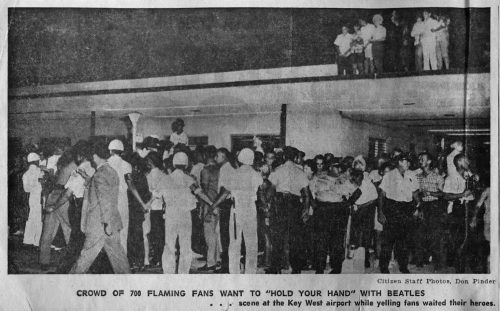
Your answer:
[5,3,494,279]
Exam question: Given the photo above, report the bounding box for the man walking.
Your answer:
[70,142,130,274]
[378,153,420,273]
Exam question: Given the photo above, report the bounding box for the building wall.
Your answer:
[9,105,429,158]
[286,106,427,158]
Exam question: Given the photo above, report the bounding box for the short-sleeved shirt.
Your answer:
[147,167,168,211]
[310,174,342,203]
[65,161,96,198]
[411,21,425,44]
[218,162,235,192]
[224,165,263,212]
[170,132,188,146]
[23,164,43,194]
[47,154,61,174]
[372,25,386,41]
[369,169,383,184]
[356,177,378,205]
[334,33,353,55]
[446,150,460,178]
[417,171,444,202]
[269,161,309,197]
[360,23,375,44]
[380,168,419,202]
[422,18,439,42]
[159,169,197,213]
[443,173,466,194]
[108,155,132,194]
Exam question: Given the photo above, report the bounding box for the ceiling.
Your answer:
[9,70,491,134]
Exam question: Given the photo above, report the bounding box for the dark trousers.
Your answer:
[445,201,470,272]
[191,204,206,255]
[379,199,413,272]
[128,215,145,267]
[338,56,352,75]
[372,42,385,73]
[417,200,446,267]
[313,201,350,274]
[351,202,376,249]
[270,193,306,273]
[57,197,85,273]
[218,200,232,271]
[149,210,165,265]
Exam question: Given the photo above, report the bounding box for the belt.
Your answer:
[316,201,344,207]
[276,192,300,198]
[53,184,66,190]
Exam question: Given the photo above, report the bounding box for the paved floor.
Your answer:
[8,234,458,275]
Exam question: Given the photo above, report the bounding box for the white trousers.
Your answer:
[23,195,42,246]
[162,211,192,274]
[422,39,438,70]
[229,206,258,274]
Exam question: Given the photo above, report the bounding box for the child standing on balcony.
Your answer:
[351,24,365,75]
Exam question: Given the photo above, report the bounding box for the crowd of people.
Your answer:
[9,118,490,274]
[334,9,451,75]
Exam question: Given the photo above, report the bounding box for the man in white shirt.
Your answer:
[108,139,133,254]
[144,152,166,267]
[158,152,212,274]
[334,26,353,75]
[378,153,420,273]
[268,147,311,274]
[48,141,96,273]
[210,149,263,274]
[411,15,425,71]
[442,153,474,273]
[421,9,440,70]
[359,19,375,74]
[212,148,235,273]
[446,141,463,178]
[371,14,387,73]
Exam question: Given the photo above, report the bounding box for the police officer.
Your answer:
[108,139,132,254]
[267,147,311,274]
[378,153,420,273]
[158,152,212,274]
[210,148,263,274]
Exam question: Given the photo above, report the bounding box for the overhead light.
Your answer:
[155,111,280,118]
[191,109,201,113]
[428,128,490,133]
[447,133,490,136]
[403,102,416,106]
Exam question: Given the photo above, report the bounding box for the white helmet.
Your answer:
[172,152,188,166]
[238,148,254,166]
[27,152,40,163]
[108,139,124,151]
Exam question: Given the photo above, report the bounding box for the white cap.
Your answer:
[27,152,40,162]
[353,155,366,170]
[238,148,254,166]
[108,139,124,151]
[172,152,188,166]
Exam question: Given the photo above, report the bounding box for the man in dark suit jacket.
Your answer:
[70,142,130,274]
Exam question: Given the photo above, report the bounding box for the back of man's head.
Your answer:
[283,146,297,162]
[93,141,110,161]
